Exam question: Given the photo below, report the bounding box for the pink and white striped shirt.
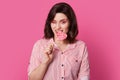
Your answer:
[28,38,90,80]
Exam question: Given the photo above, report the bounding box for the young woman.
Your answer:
[28,2,90,80]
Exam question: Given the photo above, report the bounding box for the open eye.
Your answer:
[61,21,66,24]
[60,19,68,24]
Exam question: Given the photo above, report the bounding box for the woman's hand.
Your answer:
[42,43,54,65]
[28,43,54,80]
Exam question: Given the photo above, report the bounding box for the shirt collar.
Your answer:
[49,38,77,52]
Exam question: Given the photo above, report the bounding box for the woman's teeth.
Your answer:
[56,31,67,40]
[56,30,63,33]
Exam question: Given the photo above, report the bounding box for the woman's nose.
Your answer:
[56,23,61,29]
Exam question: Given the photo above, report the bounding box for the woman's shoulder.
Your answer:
[33,38,50,47]
[75,39,87,47]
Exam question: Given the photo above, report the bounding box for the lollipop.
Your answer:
[56,31,67,40]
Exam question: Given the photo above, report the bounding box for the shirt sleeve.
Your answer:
[77,44,90,80]
[27,40,42,76]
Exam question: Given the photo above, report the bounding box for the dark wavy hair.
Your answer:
[44,2,78,43]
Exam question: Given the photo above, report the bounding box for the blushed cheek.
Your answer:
[50,27,54,34]
[65,24,69,33]
[65,27,69,33]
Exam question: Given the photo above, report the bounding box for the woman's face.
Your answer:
[51,13,70,39]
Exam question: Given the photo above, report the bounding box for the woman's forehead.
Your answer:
[53,13,68,20]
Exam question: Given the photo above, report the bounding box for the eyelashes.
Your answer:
[51,20,67,24]
[61,21,67,24]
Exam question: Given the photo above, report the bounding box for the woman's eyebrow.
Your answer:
[52,18,68,22]
[60,18,68,21]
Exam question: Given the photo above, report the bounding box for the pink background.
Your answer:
[0,0,120,80]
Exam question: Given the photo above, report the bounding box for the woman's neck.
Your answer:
[54,38,69,51]
[54,37,68,45]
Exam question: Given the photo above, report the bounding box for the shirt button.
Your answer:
[76,60,78,62]
[61,64,64,67]
[61,77,64,79]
